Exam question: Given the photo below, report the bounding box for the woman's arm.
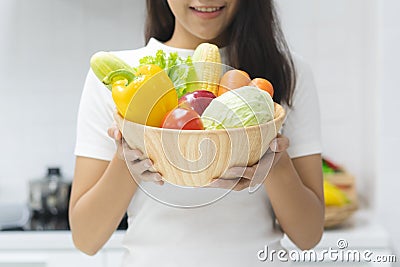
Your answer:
[208,135,324,249]
[69,155,137,255]
[264,152,324,250]
[69,129,163,255]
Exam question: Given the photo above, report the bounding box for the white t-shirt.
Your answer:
[74,38,322,266]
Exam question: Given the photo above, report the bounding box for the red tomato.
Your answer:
[161,108,204,130]
[249,78,274,97]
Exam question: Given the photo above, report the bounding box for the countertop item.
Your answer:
[0,203,30,230]
[323,159,359,228]
[28,167,71,216]
[0,212,128,232]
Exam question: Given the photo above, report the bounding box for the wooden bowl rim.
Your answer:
[116,103,286,135]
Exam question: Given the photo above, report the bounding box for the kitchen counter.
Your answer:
[281,209,395,266]
[0,209,391,251]
[0,209,395,267]
[282,209,392,249]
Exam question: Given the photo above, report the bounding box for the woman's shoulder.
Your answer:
[106,45,151,67]
[290,52,314,79]
[286,51,317,99]
[283,51,319,110]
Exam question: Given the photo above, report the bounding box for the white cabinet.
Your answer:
[103,250,125,267]
[0,251,103,267]
[0,231,125,267]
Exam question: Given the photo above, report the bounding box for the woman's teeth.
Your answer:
[193,7,222,13]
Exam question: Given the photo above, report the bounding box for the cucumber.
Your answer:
[90,51,133,91]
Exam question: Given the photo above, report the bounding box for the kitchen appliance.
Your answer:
[28,167,71,216]
[1,167,129,232]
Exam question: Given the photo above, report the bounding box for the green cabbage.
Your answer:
[201,86,274,130]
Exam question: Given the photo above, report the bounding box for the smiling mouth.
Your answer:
[190,6,225,13]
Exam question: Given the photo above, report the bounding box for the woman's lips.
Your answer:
[190,6,225,19]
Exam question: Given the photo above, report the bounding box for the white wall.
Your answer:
[278,0,399,255]
[278,0,379,206]
[0,0,146,203]
[376,0,400,255]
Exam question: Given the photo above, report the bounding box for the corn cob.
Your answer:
[191,43,221,95]
[90,51,133,90]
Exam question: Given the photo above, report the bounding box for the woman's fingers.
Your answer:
[270,135,289,152]
[206,178,250,191]
[213,150,281,191]
[128,158,153,174]
[107,123,163,185]
[107,126,114,139]
[126,159,164,185]
[107,123,122,141]
[141,171,164,184]
[207,178,240,189]
[220,166,256,180]
[220,135,289,179]
[123,149,143,161]
[121,141,143,161]
[232,178,251,191]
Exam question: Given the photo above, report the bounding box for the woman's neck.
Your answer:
[164,34,201,50]
[164,25,229,49]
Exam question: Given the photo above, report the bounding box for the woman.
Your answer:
[70,0,324,266]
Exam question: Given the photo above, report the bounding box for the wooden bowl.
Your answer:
[115,103,286,187]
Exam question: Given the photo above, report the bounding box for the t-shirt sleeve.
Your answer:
[281,57,323,158]
[74,69,117,161]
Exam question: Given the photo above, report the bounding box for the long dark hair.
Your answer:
[145,0,296,106]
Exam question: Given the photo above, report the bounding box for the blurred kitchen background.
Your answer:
[0,0,399,266]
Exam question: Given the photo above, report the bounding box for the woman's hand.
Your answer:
[207,135,289,191]
[107,123,164,185]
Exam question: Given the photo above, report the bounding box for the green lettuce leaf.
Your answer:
[137,50,196,98]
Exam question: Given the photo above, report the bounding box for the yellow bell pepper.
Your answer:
[323,180,350,206]
[105,65,178,127]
